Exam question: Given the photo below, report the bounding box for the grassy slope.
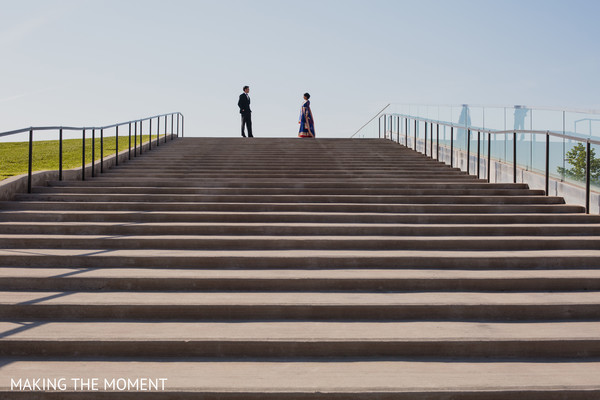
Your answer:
[0,135,157,180]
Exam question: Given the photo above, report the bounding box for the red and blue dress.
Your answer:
[298,100,315,138]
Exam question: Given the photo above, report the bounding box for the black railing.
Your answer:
[0,112,184,193]
[376,113,600,214]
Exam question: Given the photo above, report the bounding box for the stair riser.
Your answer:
[32,188,546,196]
[48,181,527,189]
[13,195,565,205]
[2,238,600,251]
[0,390,598,400]
[3,226,600,236]
[1,255,598,269]
[93,173,471,179]
[1,213,597,224]
[2,203,583,213]
[2,340,599,358]
[2,277,599,292]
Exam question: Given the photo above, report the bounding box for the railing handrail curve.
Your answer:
[384,112,600,146]
[0,111,183,139]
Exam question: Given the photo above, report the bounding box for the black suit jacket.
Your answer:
[238,93,251,114]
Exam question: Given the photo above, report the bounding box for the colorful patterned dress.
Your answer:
[298,100,315,138]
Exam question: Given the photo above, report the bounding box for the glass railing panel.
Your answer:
[529,109,562,133]
[566,111,600,140]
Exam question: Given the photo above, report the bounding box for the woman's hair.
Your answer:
[304,92,310,99]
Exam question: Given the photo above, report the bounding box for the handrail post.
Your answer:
[436,124,439,161]
[59,128,63,181]
[545,131,550,196]
[383,115,386,139]
[134,121,137,157]
[487,132,491,183]
[91,129,95,178]
[81,129,86,181]
[467,129,471,174]
[181,114,184,137]
[414,119,417,151]
[100,128,104,173]
[115,125,119,166]
[128,123,132,160]
[424,122,428,156]
[149,119,152,151]
[139,120,143,155]
[430,123,433,157]
[586,140,591,214]
[177,114,180,138]
[450,127,454,168]
[164,114,168,143]
[27,129,33,193]
[477,131,481,178]
[513,131,517,183]
[156,116,160,147]
[171,114,174,140]
[405,118,408,147]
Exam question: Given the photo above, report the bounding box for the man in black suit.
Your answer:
[238,85,253,137]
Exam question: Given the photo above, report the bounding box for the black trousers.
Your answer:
[241,113,253,137]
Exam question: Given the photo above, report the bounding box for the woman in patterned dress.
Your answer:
[298,93,315,138]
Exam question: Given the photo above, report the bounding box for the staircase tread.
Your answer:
[2,321,600,341]
[2,267,600,280]
[3,234,600,241]
[1,359,599,392]
[3,291,600,306]
[2,248,600,258]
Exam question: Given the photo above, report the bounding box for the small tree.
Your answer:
[557,142,600,183]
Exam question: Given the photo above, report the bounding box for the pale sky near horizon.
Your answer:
[1,0,599,139]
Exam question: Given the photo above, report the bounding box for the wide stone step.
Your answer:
[32,186,545,196]
[2,235,600,251]
[2,222,600,236]
[1,291,600,320]
[1,211,596,224]
[1,249,599,269]
[2,268,599,292]
[108,165,460,172]
[122,160,451,166]
[1,358,598,399]
[2,321,599,358]
[13,193,566,205]
[47,180,530,189]
[1,201,582,213]
[87,172,484,182]
[95,173,474,180]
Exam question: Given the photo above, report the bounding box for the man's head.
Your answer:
[243,86,249,93]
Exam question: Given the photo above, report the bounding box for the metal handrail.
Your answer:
[0,112,184,193]
[385,112,600,145]
[350,104,390,138]
[0,111,183,138]
[376,112,599,214]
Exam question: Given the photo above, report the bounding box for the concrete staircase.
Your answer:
[1,137,600,398]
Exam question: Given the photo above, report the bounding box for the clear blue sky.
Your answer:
[1,0,599,138]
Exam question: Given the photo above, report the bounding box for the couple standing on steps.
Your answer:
[238,85,316,138]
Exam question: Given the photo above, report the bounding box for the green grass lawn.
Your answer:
[0,135,160,181]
